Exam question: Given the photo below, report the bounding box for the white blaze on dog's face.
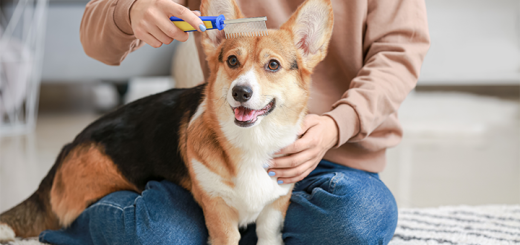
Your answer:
[201,0,334,129]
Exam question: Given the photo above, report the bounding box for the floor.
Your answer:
[0,113,99,213]
[0,89,519,213]
[382,91,520,208]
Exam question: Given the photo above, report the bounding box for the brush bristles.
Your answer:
[224,21,268,39]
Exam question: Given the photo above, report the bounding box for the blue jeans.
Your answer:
[40,160,398,244]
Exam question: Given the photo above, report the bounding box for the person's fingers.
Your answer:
[156,16,189,41]
[277,165,315,184]
[268,156,315,178]
[297,114,320,136]
[270,147,316,169]
[193,10,201,17]
[274,115,320,156]
[148,25,174,45]
[164,2,205,32]
[137,31,163,48]
[174,31,189,42]
[275,133,315,156]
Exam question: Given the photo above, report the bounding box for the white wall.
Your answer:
[420,0,520,85]
[41,3,177,82]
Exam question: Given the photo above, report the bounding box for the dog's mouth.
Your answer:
[232,99,276,127]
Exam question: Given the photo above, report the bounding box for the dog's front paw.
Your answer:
[257,235,284,245]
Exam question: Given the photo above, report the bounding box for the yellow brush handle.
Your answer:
[170,19,215,32]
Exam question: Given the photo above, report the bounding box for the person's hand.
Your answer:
[267,114,339,184]
[130,0,205,48]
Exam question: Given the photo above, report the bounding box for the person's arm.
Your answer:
[324,0,430,146]
[80,0,142,65]
[80,0,205,66]
[269,0,430,183]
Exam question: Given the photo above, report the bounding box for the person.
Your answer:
[39,0,430,244]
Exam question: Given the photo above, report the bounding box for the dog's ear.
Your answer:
[280,0,334,70]
[200,0,244,56]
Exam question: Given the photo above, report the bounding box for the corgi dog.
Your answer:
[0,0,333,243]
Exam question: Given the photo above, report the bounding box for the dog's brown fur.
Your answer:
[50,144,138,227]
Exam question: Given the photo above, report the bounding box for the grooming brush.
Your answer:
[170,15,268,39]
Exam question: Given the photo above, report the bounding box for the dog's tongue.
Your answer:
[234,107,258,122]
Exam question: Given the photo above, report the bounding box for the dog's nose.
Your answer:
[232,85,253,102]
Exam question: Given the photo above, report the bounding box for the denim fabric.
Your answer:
[40,160,397,245]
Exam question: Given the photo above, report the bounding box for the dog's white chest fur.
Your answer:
[192,158,291,226]
[189,101,299,226]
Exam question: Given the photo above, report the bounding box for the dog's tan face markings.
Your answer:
[201,0,334,129]
[210,32,309,128]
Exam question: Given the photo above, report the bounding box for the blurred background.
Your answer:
[0,0,519,214]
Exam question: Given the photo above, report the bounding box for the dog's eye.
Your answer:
[267,60,280,71]
[227,56,239,68]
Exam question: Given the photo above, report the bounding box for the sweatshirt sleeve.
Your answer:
[324,0,430,147]
[80,0,144,66]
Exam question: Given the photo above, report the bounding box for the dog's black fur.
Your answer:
[0,84,206,237]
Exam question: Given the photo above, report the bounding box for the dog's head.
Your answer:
[201,0,333,129]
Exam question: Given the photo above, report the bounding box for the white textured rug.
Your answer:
[2,205,519,245]
[2,238,45,245]
[390,205,520,245]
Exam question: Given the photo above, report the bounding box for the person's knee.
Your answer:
[285,170,398,245]
[341,201,398,244]
[285,197,397,245]
[333,174,398,244]
[314,172,397,244]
